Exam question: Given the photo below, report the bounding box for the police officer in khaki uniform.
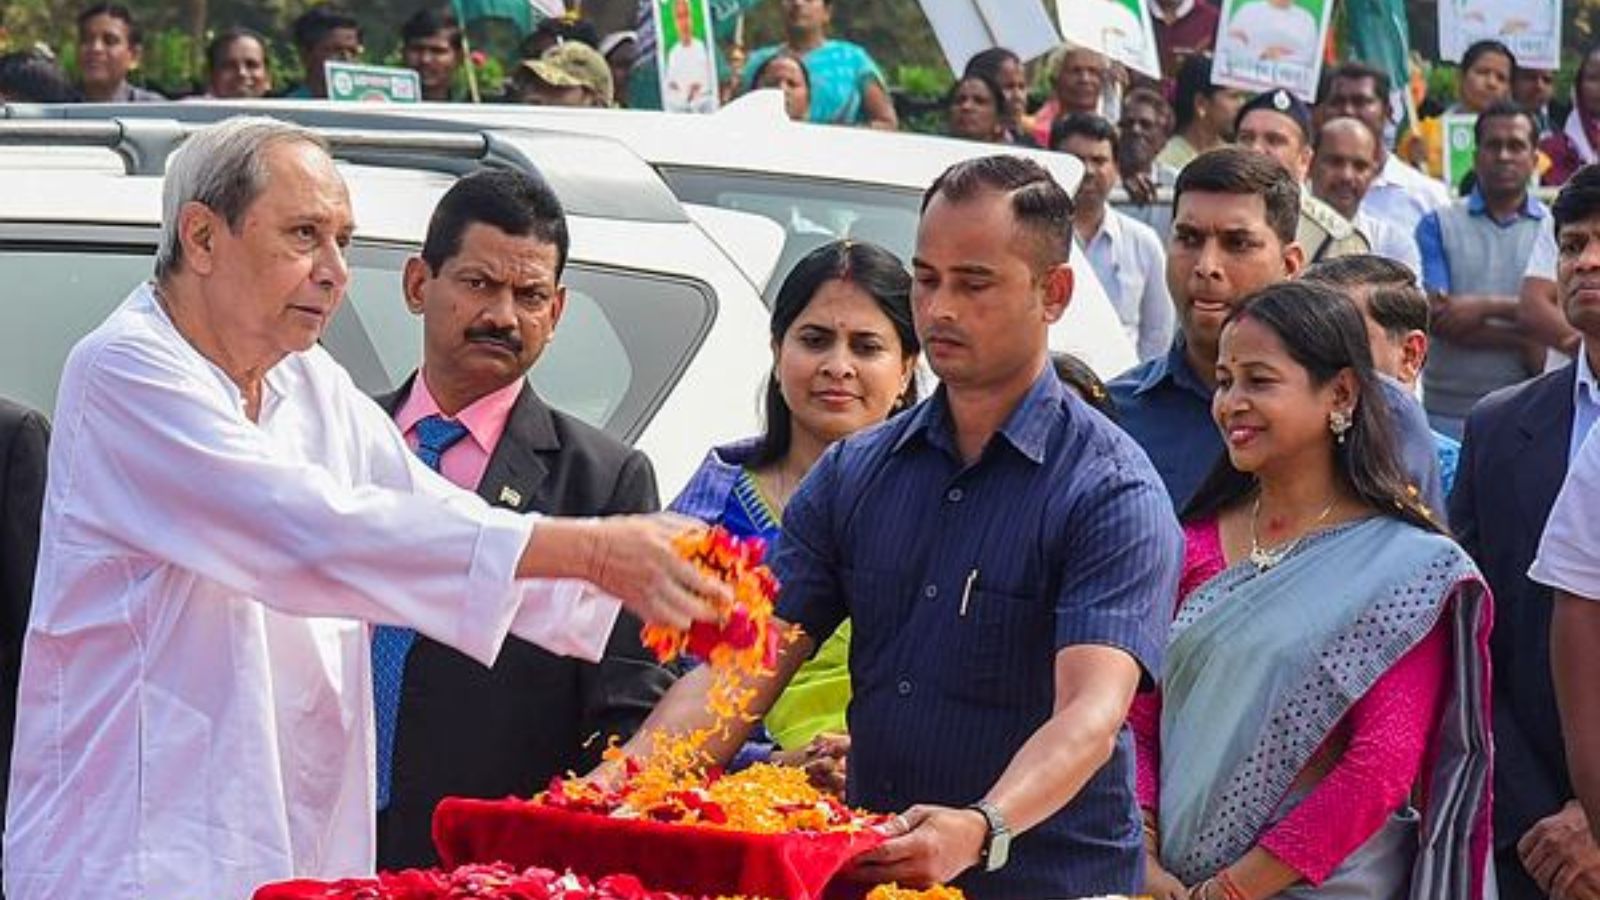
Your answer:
[1235,88,1370,263]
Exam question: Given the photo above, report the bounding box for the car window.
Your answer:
[0,230,714,442]
[660,168,922,303]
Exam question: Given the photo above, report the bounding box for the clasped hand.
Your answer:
[1520,801,1600,900]
[771,732,849,797]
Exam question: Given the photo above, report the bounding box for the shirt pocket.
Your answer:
[943,585,1053,708]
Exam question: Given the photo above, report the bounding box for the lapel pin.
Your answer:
[498,486,523,507]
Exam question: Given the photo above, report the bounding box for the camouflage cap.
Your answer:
[519,40,614,106]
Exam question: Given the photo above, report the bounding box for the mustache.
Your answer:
[464,325,523,352]
[922,325,968,345]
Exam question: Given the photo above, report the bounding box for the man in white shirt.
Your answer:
[1052,113,1175,361]
[661,0,715,113]
[1225,0,1317,66]
[2,117,721,900]
[1536,166,1600,855]
[1322,62,1453,239]
[1311,117,1423,276]
[1540,425,1600,849]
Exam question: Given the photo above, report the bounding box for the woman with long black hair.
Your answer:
[669,239,918,783]
[1131,281,1493,899]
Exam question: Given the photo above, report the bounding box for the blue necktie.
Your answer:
[373,414,470,810]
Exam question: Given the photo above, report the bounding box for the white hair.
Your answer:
[154,116,330,279]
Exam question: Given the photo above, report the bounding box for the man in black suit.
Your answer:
[1451,163,1600,900]
[0,397,47,897]
[373,169,674,869]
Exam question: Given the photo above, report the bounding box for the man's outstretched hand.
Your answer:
[523,513,728,630]
[587,513,728,629]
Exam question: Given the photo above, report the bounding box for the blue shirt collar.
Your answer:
[1465,186,1546,222]
[1133,335,1213,400]
[1577,342,1599,408]
[893,364,1065,466]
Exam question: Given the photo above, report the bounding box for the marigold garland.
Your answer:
[536,528,881,835]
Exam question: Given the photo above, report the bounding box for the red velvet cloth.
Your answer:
[255,865,695,899]
[432,798,884,900]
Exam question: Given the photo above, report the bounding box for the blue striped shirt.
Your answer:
[773,366,1182,899]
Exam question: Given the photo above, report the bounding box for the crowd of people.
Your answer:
[4,3,1600,900]
[0,0,900,123]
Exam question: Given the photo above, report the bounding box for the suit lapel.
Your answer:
[373,375,413,419]
[1513,367,1577,534]
[478,382,557,513]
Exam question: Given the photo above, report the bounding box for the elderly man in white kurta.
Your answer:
[3,118,720,900]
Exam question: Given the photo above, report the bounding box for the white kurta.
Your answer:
[4,284,620,899]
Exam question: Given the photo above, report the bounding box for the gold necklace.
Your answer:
[1248,494,1337,571]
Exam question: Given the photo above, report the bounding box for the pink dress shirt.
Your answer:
[1131,518,1452,885]
[394,374,526,492]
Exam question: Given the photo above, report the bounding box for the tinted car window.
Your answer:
[0,229,714,441]
[660,169,921,303]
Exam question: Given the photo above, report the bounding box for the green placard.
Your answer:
[1442,113,1477,191]
[653,0,719,113]
[325,61,422,104]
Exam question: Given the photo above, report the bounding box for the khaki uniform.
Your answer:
[1298,191,1370,262]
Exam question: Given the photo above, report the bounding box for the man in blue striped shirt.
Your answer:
[616,156,1182,899]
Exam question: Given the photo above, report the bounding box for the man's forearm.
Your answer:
[1552,592,1600,845]
[519,517,599,580]
[610,627,815,769]
[1463,293,1525,329]
[983,710,1121,835]
[982,646,1140,835]
[1449,294,1538,350]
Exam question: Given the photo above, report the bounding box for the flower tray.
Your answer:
[431,798,884,900]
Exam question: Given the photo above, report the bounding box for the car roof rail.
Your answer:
[0,103,689,223]
[0,117,187,176]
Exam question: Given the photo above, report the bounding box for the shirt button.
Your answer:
[946,487,964,503]
[897,678,913,696]
[923,583,938,599]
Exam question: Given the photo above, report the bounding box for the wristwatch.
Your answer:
[966,800,1011,872]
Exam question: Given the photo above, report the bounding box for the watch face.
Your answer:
[987,829,1011,872]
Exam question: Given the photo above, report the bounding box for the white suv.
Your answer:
[13,95,1141,379]
[0,116,778,496]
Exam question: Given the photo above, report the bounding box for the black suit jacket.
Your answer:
[0,398,47,896]
[373,376,674,870]
[1450,364,1576,884]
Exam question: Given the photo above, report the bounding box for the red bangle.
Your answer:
[1216,869,1249,900]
